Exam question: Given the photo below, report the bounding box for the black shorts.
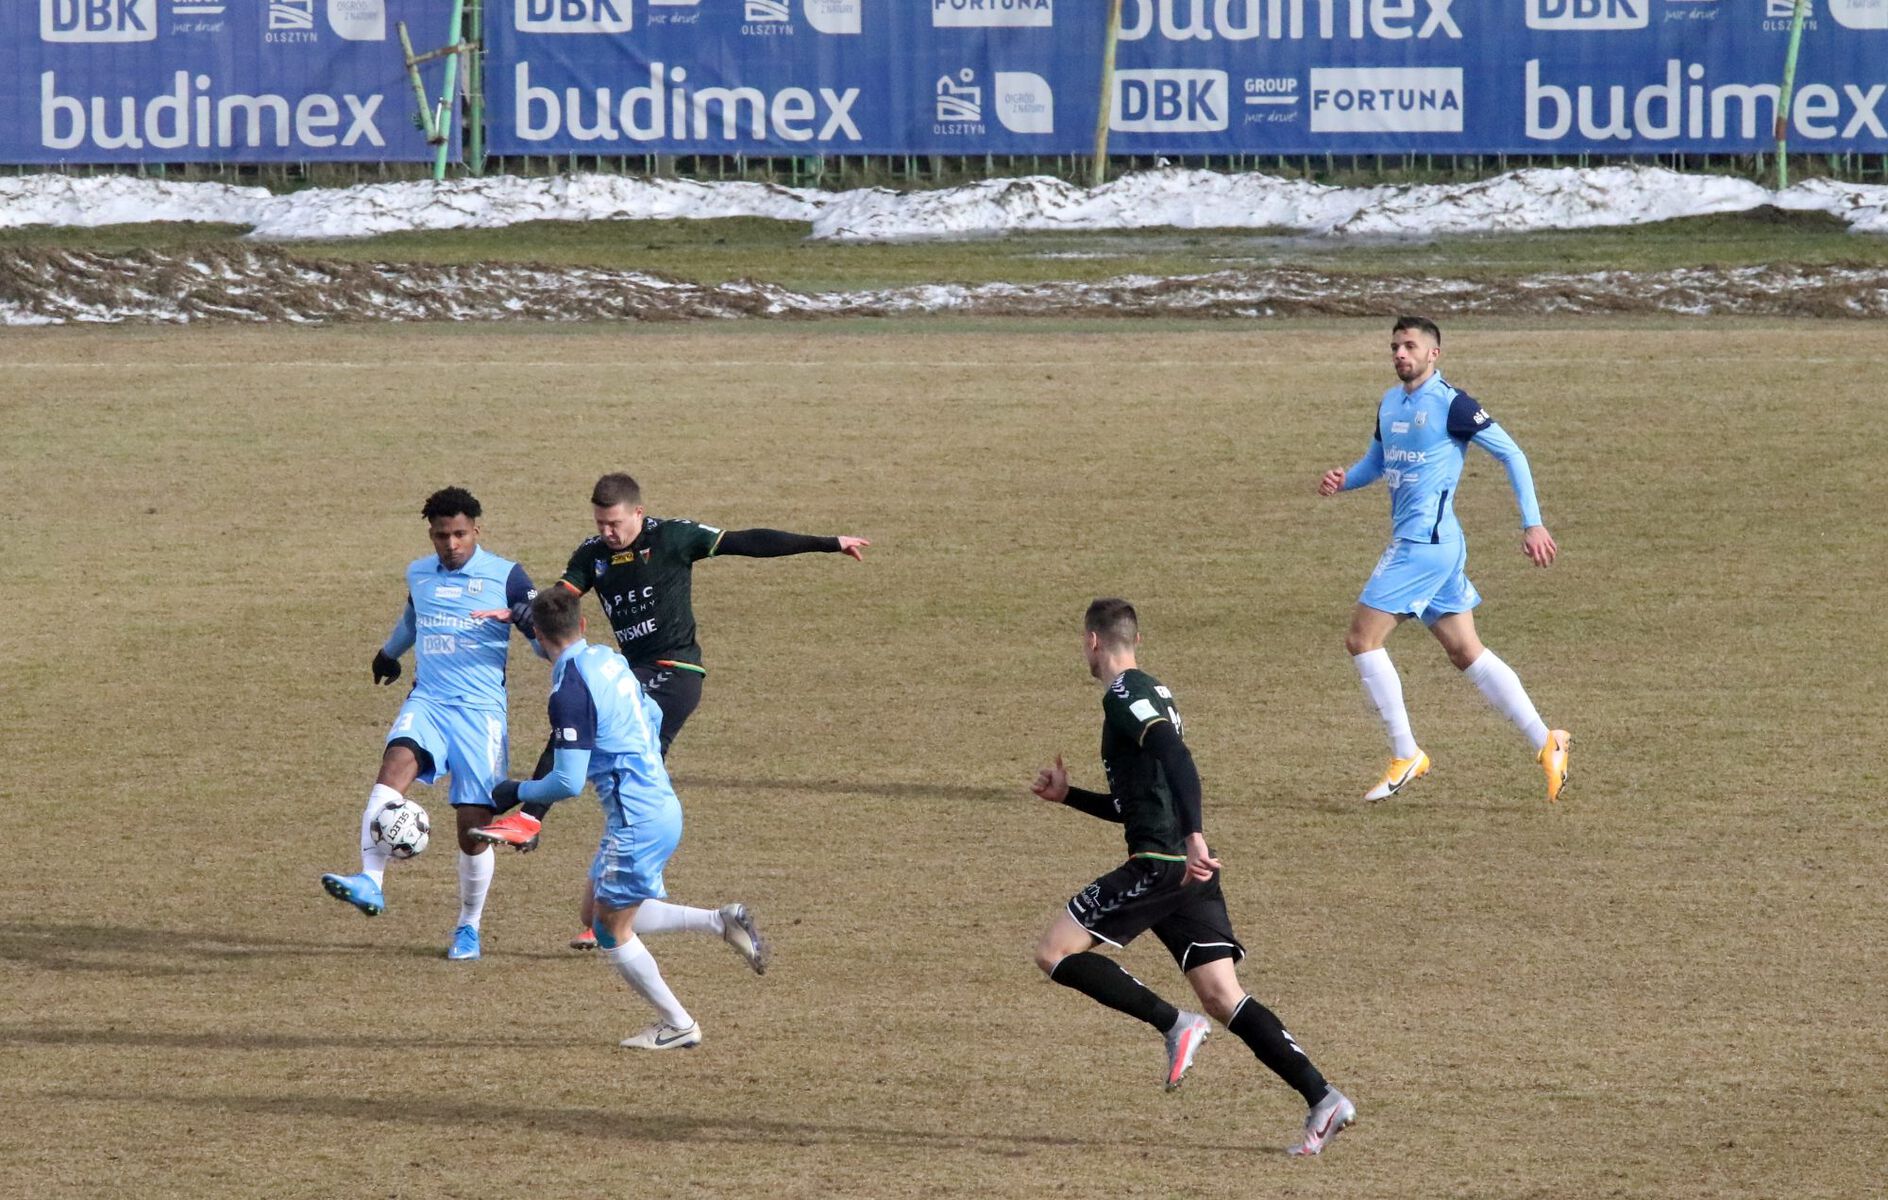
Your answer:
[1067,857,1246,972]
[631,663,704,757]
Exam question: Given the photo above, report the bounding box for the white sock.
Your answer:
[456,848,495,929]
[357,783,402,887]
[634,901,724,937]
[1353,648,1419,759]
[602,936,693,1028]
[1463,649,1550,752]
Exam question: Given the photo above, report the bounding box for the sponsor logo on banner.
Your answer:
[1829,0,1888,28]
[39,70,388,151]
[1309,68,1463,133]
[1661,0,1719,24]
[803,0,860,34]
[1117,0,1461,42]
[932,0,1052,27]
[1524,59,1888,142]
[1241,74,1301,125]
[513,61,863,143]
[167,0,228,32]
[42,0,157,42]
[935,69,984,133]
[1525,0,1647,30]
[327,0,386,40]
[994,72,1054,133]
[742,0,792,33]
[514,0,635,33]
[1762,0,1816,30]
[1111,69,1228,133]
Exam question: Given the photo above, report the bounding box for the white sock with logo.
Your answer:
[357,783,402,887]
[1353,648,1419,759]
[456,848,494,930]
[1463,649,1550,752]
[602,936,693,1028]
[634,901,724,937]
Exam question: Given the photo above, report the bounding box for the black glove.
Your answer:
[490,779,522,811]
[372,650,401,685]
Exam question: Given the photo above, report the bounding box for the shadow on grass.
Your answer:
[673,775,1017,804]
[0,1026,574,1052]
[0,920,575,975]
[41,1087,1212,1157]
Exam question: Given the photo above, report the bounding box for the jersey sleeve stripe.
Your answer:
[705,529,727,557]
[557,578,584,594]
[1135,716,1171,745]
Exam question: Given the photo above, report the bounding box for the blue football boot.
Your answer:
[321,872,384,917]
[447,924,481,961]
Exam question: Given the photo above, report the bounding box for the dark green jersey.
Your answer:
[559,516,724,671]
[1100,668,1189,858]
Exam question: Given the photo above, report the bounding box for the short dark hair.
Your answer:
[421,486,481,522]
[591,473,642,509]
[1393,315,1442,345]
[532,584,583,642]
[1084,598,1139,649]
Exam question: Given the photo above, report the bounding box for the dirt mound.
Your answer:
[5,245,1886,324]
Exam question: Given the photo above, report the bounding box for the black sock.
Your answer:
[1228,995,1327,1104]
[1049,952,1180,1032]
[521,743,557,821]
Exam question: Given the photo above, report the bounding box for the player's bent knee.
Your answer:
[1033,945,1064,977]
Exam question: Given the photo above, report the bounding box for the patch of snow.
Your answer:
[2,166,1885,243]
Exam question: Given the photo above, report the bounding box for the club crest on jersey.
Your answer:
[594,558,608,576]
[467,579,483,595]
[1414,410,1428,427]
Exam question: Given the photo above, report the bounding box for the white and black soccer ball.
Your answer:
[372,798,430,860]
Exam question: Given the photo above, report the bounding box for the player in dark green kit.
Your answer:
[1031,599,1357,1157]
[473,472,868,947]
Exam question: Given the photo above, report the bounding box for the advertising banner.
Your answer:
[489,0,1888,157]
[1,0,448,163]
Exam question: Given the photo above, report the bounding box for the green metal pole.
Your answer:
[434,0,466,181]
[1089,0,1123,188]
[1775,0,1808,191]
[467,0,484,176]
[398,22,437,143]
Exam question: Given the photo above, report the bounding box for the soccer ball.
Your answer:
[372,798,430,860]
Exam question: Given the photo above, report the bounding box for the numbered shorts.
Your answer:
[1067,857,1246,972]
[1359,537,1481,625]
[385,697,508,809]
[591,797,684,909]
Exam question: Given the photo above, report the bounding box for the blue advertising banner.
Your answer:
[1,0,448,163]
[488,0,1888,157]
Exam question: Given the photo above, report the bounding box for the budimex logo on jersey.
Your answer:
[1525,0,1648,30]
[1116,0,1461,42]
[1308,68,1463,133]
[1111,69,1228,133]
[41,0,156,42]
[515,0,636,33]
[1829,0,1888,28]
[931,0,1052,27]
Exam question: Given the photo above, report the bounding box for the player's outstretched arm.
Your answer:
[1033,754,1126,823]
[374,600,417,684]
[714,528,871,561]
[492,747,591,812]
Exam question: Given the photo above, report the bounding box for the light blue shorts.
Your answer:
[591,798,684,909]
[1358,538,1481,624]
[385,697,508,809]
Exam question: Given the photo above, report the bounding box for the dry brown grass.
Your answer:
[0,319,1880,1199]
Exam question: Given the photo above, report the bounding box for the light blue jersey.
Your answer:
[516,639,682,906]
[382,546,537,713]
[1342,373,1542,544]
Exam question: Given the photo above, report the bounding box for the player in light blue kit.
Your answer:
[320,487,543,961]
[485,585,768,1049]
[1318,317,1572,803]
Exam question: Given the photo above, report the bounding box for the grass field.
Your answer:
[0,318,1881,1199]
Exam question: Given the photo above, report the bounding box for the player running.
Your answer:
[485,585,768,1050]
[1031,599,1356,1157]
[1318,316,1572,803]
[319,487,542,962]
[471,471,867,948]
